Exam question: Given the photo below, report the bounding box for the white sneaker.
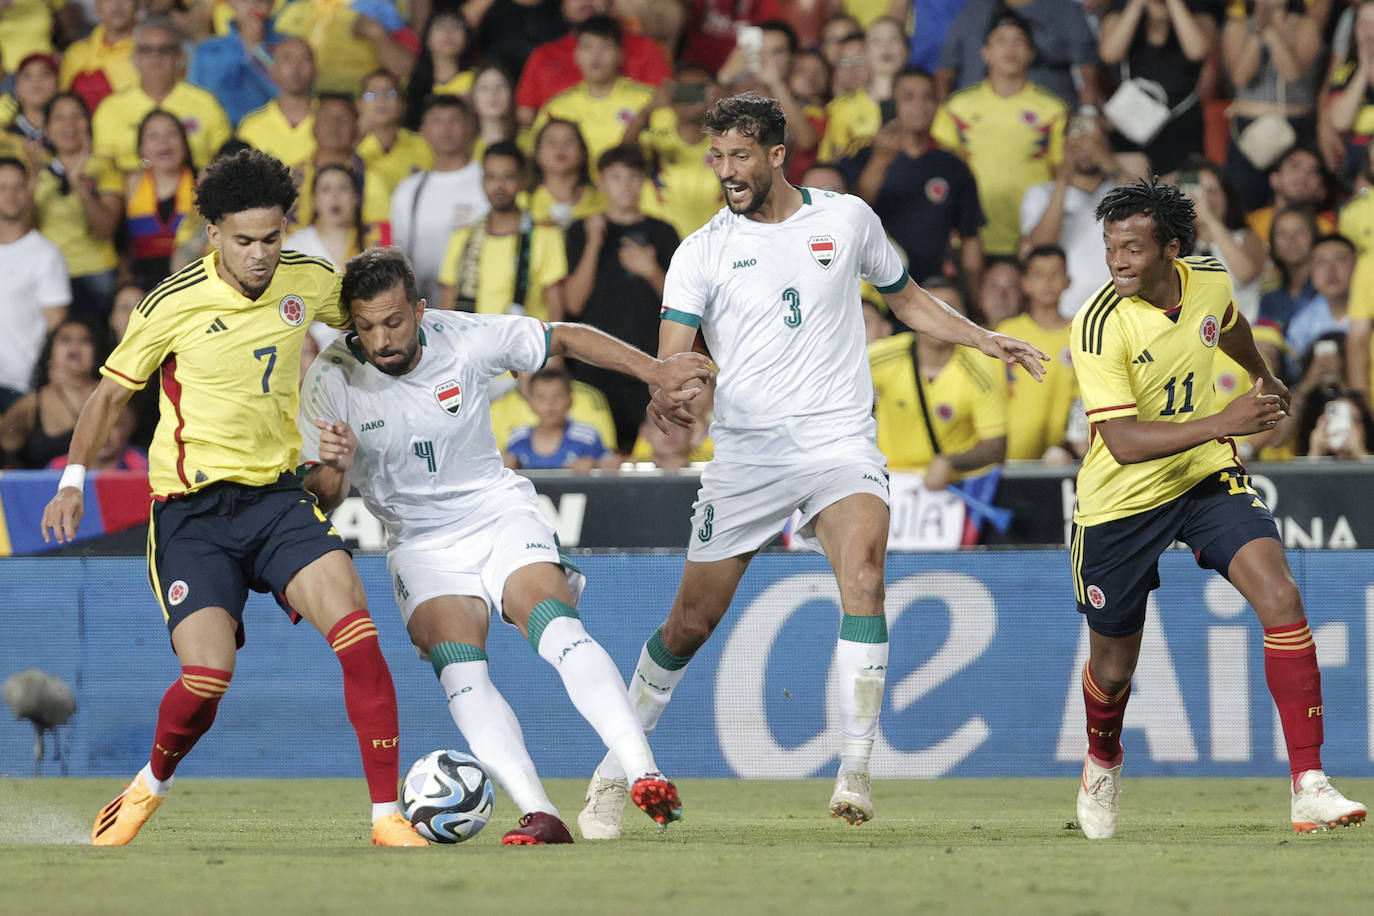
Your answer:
[1077,753,1122,839]
[577,769,628,840]
[829,771,873,825]
[1291,770,1367,834]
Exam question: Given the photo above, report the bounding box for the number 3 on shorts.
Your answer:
[697,504,714,542]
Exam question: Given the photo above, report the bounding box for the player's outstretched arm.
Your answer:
[886,279,1049,381]
[40,377,133,544]
[549,321,712,415]
[1095,379,1285,464]
[302,419,357,513]
[1218,310,1290,410]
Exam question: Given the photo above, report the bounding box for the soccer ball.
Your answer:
[401,749,495,843]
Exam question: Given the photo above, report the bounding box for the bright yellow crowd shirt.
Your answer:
[92,82,233,171]
[532,78,654,176]
[996,313,1076,460]
[236,100,317,169]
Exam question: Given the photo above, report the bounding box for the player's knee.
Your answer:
[663,613,717,655]
[1253,577,1304,623]
[840,561,885,610]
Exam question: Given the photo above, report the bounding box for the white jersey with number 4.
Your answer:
[297,310,549,550]
[661,188,909,463]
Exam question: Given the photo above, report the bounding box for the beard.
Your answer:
[371,338,421,376]
[723,172,773,215]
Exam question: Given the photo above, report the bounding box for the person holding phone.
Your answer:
[624,65,723,240]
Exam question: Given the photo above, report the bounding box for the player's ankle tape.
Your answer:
[430,641,487,676]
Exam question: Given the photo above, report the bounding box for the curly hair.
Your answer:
[1094,177,1196,256]
[703,91,787,148]
[194,148,298,224]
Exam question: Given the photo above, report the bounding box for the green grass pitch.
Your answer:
[1,777,1368,915]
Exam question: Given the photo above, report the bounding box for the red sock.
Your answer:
[149,666,231,781]
[329,611,400,804]
[1264,620,1323,779]
[1083,662,1129,765]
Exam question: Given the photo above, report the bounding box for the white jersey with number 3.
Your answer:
[661,189,909,463]
[297,310,549,550]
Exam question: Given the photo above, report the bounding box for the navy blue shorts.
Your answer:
[1070,469,1280,638]
[147,471,348,645]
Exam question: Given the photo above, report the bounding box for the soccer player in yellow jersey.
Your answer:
[1069,179,1365,840]
[40,149,427,849]
[998,245,1076,460]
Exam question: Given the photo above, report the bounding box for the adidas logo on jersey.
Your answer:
[1133,350,1154,364]
[205,318,228,334]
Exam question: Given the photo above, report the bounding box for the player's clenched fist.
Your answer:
[650,352,712,397]
[41,487,84,544]
[314,418,358,470]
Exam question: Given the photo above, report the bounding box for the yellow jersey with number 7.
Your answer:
[101,251,348,499]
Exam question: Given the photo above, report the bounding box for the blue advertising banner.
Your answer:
[2,552,1371,779]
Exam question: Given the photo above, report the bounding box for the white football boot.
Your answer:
[577,769,628,840]
[1291,770,1367,834]
[1077,753,1122,839]
[829,771,874,825]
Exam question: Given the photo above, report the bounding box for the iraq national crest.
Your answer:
[808,235,835,269]
[434,379,463,416]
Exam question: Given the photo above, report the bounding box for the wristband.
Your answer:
[59,463,86,492]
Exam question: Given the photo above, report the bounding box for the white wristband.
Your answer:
[59,463,86,492]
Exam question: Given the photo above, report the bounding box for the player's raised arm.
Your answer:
[884,278,1049,381]
[40,376,133,544]
[548,322,712,400]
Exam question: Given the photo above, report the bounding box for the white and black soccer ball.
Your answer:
[401,749,495,843]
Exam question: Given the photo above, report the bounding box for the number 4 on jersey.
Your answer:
[413,440,435,472]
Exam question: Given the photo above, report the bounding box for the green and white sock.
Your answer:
[596,627,692,782]
[835,613,888,776]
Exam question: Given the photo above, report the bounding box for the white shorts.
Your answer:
[386,504,585,628]
[686,444,890,562]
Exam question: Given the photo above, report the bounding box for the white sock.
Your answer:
[439,658,558,817]
[595,641,689,781]
[371,801,399,823]
[835,633,888,776]
[535,615,659,781]
[136,762,173,796]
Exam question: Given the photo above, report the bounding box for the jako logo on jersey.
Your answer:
[360,419,385,431]
[1086,585,1107,609]
[924,177,949,204]
[168,580,189,606]
[808,235,835,268]
[434,379,462,416]
[732,258,757,269]
[279,294,305,326]
[1199,315,1220,347]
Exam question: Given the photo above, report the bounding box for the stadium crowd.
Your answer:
[3,0,1374,484]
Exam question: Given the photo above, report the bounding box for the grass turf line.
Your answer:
[1,777,1368,915]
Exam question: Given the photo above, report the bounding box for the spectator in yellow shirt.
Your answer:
[33,92,124,318]
[355,70,433,197]
[0,0,60,74]
[60,0,139,113]
[2,52,60,159]
[868,278,1009,487]
[625,65,722,241]
[91,18,233,172]
[998,245,1077,461]
[436,142,568,321]
[531,16,653,178]
[524,118,604,231]
[235,36,317,168]
[820,16,908,161]
[403,10,475,130]
[273,0,418,95]
[931,10,1066,257]
[288,93,391,242]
